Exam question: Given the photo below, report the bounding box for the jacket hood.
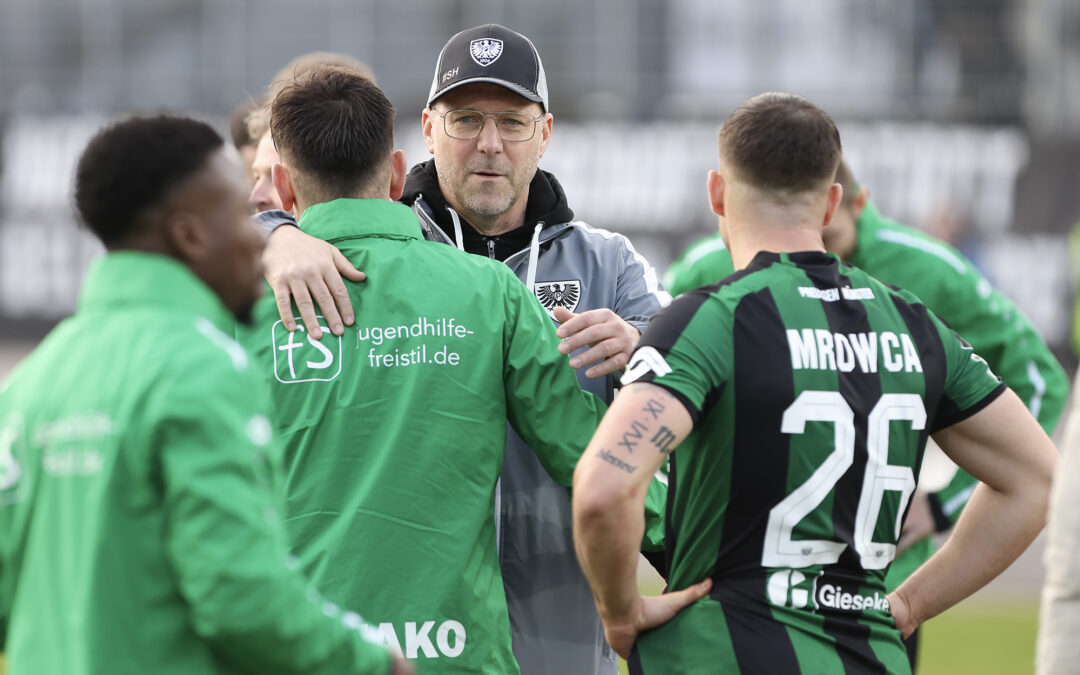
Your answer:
[400,159,575,236]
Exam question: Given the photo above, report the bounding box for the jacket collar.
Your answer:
[298,198,423,243]
[78,251,234,332]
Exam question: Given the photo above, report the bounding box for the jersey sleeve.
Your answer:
[152,352,390,675]
[622,287,733,423]
[928,312,1007,433]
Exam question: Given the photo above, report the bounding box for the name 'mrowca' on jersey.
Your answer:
[623,251,1004,675]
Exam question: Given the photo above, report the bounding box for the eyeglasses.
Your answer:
[432,109,545,142]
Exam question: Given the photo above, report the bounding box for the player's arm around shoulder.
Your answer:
[152,332,399,674]
[261,217,366,339]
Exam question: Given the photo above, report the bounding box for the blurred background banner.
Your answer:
[1,0,1078,362]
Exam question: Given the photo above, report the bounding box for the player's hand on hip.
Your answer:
[263,225,366,338]
[896,491,936,555]
[887,589,917,639]
[603,579,712,659]
[553,306,640,378]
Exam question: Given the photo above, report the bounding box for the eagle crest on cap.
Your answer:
[470,38,504,67]
[534,281,581,317]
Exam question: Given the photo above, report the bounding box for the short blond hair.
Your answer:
[248,53,377,145]
[268,52,375,98]
[245,101,271,142]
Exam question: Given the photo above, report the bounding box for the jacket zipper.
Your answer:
[486,239,496,259]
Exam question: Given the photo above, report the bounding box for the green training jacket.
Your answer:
[240,199,610,674]
[0,252,390,675]
[664,202,1068,589]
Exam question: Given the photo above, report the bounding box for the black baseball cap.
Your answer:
[427,24,549,112]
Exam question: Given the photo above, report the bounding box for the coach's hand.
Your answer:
[554,306,640,378]
[602,579,712,659]
[263,225,366,338]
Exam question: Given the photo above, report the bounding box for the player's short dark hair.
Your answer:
[74,115,223,246]
[718,92,841,194]
[270,66,394,202]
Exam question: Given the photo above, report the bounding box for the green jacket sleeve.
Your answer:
[873,226,1069,435]
[500,272,607,486]
[911,260,1067,525]
[937,276,1067,434]
[153,356,390,675]
[499,273,668,552]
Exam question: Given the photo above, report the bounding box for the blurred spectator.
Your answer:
[1037,366,1080,673]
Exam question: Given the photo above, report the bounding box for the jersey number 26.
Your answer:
[762,391,924,570]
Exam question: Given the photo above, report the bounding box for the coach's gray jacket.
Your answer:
[403,161,670,675]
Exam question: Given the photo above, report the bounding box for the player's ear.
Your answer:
[421,108,437,155]
[164,210,211,264]
[707,170,726,217]
[272,163,297,213]
[852,186,870,220]
[388,149,407,201]
[536,113,553,160]
[823,182,843,228]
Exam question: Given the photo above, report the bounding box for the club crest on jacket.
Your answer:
[534,280,581,317]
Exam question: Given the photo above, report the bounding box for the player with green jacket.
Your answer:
[0,117,401,674]
[240,68,651,674]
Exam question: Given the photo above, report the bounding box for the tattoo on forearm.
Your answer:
[651,426,677,454]
[617,420,648,454]
[596,448,638,474]
[642,398,665,419]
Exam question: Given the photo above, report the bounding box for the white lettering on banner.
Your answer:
[374,619,467,659]
[786,329,922,374]
[355,316,475,369]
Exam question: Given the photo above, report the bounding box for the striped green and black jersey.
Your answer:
[625,251,1004,675]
